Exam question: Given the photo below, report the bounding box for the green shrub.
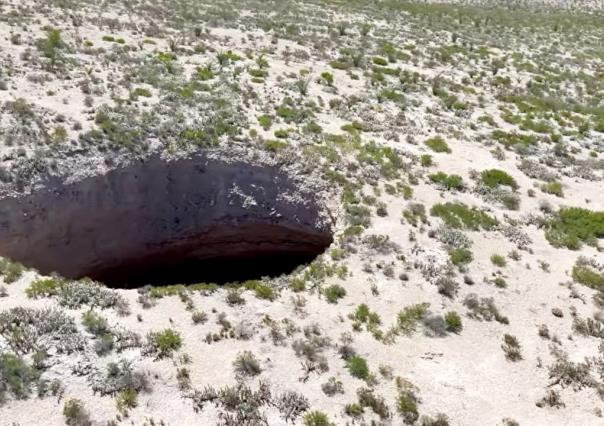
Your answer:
[38,28,64,70]
[243,280,277,301]
[344,403,364,417]
[323,284,346,303]
[429,172,463,190]
[397,303,429,335]
[116,388,138,413]
[0,353,39,402]
[402,203,427,226]
[304,411,332,426]
[541,181,564,197]
[274,129,289,139]
[257,114,272,130]
[490,254,507,267]
[346,355,369,380]
[572,263,604,290]
[425,136,451,153]
[81,310,109,336]
[63,399,90,426]
[444,311,462,333]
[233,351,261,376]
[430,202,497,230]
[0,259,25,284]
[320,71,334,86]
[196,65,214,80]
[545,207,604,249]
[420,154,433,167]
[130,87,152,99]
[146,329,182,358]
[480,169,518,190]
[449,248,473,266]
[372,56,388,66]
[397,391,419,424]
[25,278,64,298]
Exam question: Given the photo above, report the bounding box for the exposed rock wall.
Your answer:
[0,154,333,286]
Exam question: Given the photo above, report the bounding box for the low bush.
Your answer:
[323,284,346,304]
[490,254,507,267]
[480,169,518,190]
[233,351,262,377]
[303,410,332,426]
[444,311,462,333]
[449,248,473,266]
[545,207,604,249]
[430,202,497,230]
[572,261,604,290]
[346,355,369,380]
[397,390,419,424]
[501,334,522,361]
[425,136,451,153]
[0,353,39,403]
[63,399,91,426]
[145,329,182,358]
[463,294,508,324]
[397,303,429,335]
[428,172,464,190]
[541,181,564,197]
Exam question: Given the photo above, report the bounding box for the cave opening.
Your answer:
[0,155,333,288]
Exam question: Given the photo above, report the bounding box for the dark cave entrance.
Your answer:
[90,250,321,288]
[0,155,333,288]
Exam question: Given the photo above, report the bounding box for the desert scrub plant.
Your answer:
[397,303,429,336]
[116,388,138,414]
[0,307,84,355]
[303,411,332,426]
[81,310,110,336]
[144,329,182,359]
[402,203,428,227]
[25,277,64,298]
[571,257,604,290]
[233,351,262,377]
[444,311,462,333]
[63,399,91,426]
[357,387,390,419]
[0,353,39,403]
[490,254,507,267]
[321,377,344,396]
[501,334,522,361]
[320,71,334,86]
[191,310,208,324]
[424,136,451,153]
[345,355,370,380]
[449,248,473,266]
[349,304,381,336]
[397,390,419,424]
[428,172,464,190]
[541,181,564,197]
[257,114,272,130]
[38,28,65,71]
[463,294,509,324]
[430,202,497,230]
[544,207,604,249]
[480,169,518,190]
[322,284,346,304]
[420,154,433,167]
[242,280,277,301]
[0,258,25,284]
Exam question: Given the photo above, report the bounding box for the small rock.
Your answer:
[552,307,563,318]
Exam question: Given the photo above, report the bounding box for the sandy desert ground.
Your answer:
[1,0,604,425]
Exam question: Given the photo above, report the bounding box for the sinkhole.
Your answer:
[0,154,334,287]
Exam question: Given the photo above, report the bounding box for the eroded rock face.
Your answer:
[0,154,333,287]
